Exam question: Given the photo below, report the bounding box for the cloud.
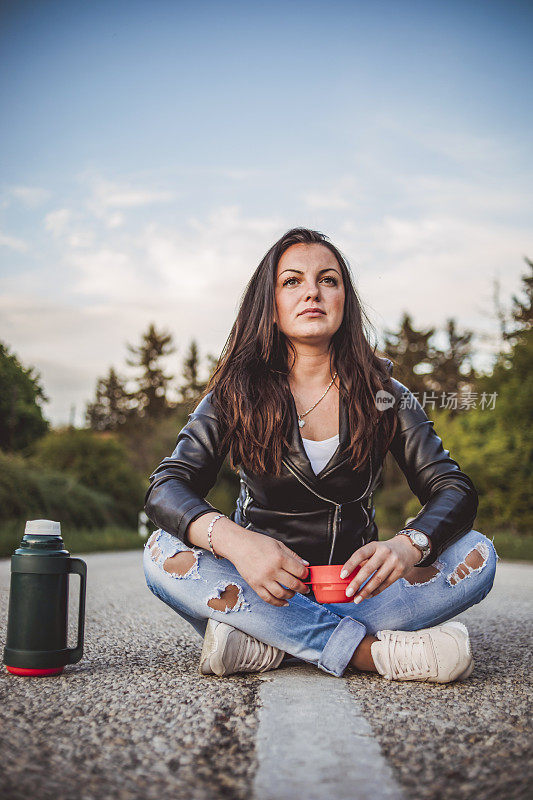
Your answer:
[405,129,510,168]
[303,191,352,210]
[369,115,512,170]
[302,176,358,210]
[215,167,270,181]
[0,230,29,252]
[337,212,531,372]
[1,202,288,425]
[65,172,177,230]
[44,209,75,237]
[3,156,531,426]
[0,291,219,426]
[0,294,137,425]
[7,185,52,207]
[68,247,149,300]
[394,173,532,218]
[141,205,284,301]
[44,208,96,248]
[82,174,177,224]
[56,203,283,302]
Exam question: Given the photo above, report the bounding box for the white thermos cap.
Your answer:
[24,519,62,536]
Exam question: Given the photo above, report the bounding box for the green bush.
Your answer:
[29,428,145,527]
[121,410,241,518]
[118,411,190,481]
[0,519,146,559]
[0,449,126,530]
[0,340,49,452]
[374,404,532,538]
[429,408,531,534]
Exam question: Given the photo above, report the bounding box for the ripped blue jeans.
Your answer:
[143,528,497,677]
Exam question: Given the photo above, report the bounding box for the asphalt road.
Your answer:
[0,547,531,800]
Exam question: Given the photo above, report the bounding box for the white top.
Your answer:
[24,519,61,536]
[301,433,340,475]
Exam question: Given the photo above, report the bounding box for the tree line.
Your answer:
[85,327,218,431]
[1,256,531,448]
[86,312,480,431]
[0,257,530,545]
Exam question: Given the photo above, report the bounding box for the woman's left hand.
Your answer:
[340,536,422,603]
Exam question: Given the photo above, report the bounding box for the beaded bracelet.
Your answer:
[207,513,227,559]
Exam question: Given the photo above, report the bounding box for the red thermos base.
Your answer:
[6,665,64,676]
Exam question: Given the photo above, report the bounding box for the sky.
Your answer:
[1,0,532,427]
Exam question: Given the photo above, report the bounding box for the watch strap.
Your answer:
[395,528,431,561]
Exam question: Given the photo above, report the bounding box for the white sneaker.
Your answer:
[370,621,474,683]
[199,618,285,676]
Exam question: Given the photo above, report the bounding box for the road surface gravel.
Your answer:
[0,548,531,800]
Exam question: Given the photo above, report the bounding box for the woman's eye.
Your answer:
[282,276,337,287]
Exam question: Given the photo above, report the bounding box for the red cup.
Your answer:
[303,564,361,603]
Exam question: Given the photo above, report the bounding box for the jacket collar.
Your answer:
[282,358,392,486]
[284,388,351,485]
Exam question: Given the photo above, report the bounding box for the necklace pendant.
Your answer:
[298,419,305,428]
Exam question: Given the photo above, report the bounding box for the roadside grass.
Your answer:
[0,520,148,559]
[372,528,533,563]
[484,531,533,562]
[1,523,532,563]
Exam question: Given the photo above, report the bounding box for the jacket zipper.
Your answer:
[281,455,373,565]
[363,491,374,529]
[242,482,252,515]
[240,480,254,529]
[362,501,369,528]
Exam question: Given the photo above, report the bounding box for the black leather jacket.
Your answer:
[144,358,478,568]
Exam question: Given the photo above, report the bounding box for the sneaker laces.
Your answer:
[381,631,433,679]
[235,631,281,672]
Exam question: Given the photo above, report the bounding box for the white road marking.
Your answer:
[253,663,405,800]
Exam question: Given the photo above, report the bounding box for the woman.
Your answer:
[143,227,497,683]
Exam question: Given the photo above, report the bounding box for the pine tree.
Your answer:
[484,256,533,423]
[504,256,533,342]
[427,318,477,406]
[0,340,49,451]
[452,258,533,533]
[179,339,205,402]
[382,312,435,397]
[85,367,132,431]
[205,352,220,382]
[125,323,175,419]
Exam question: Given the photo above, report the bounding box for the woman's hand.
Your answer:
[340,535,422,603]
[228,530,310,607]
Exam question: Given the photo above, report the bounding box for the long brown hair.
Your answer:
[200,227,398,476]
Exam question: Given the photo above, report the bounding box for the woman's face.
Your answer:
[274,243,345,348]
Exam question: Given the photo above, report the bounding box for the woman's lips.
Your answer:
[299,310,325,316]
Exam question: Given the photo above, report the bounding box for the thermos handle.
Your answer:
[66,557,87,664]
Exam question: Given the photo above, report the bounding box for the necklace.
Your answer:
[295,372,338,428]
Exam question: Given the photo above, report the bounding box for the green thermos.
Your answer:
[3,519,87,677]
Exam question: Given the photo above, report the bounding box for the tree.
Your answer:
[426,318,477,407]
[0,340,49,452]
[480,257,533,430]
[504,256,533,344]
[30,428,146,527]
[126,323,175,419]
[205,352,220,381]
[439,259,533,534]
[382,312,435,396]
[85,367,133,431]
[179,339,205,402]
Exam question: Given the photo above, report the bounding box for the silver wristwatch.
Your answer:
[395,528,431,562]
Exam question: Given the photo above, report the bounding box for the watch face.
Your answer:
[413,532,429,548]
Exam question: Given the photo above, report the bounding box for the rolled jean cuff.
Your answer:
[318,615,367,677]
